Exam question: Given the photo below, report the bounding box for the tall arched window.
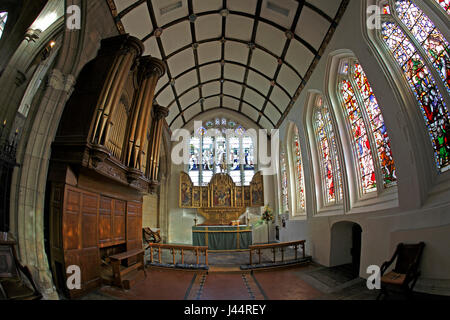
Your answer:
[280,149,289,214]
[0,12,7,40]
[291,126,306,213]
[381,0,450,173]
[434,0,450,15]
[188,118,255,186]
[338,59,397,194]
[313,96,343,205]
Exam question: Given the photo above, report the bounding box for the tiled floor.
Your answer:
[83,262,367,301]
[80,252,450,301]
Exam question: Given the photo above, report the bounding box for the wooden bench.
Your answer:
[109,248,146,290]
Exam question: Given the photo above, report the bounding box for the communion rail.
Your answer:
[146,243,209,268]
[248,240,306,266]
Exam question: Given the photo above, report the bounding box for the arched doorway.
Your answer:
[330,221,362,278]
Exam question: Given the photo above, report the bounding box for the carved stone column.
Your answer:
[125,56,166,173]
[146,103,169,190]
[91,35,144,147]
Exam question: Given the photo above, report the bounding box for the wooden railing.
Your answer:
[146,243,209,266]
[248,240,306,265]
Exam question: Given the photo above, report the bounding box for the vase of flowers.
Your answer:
[261,205,273,243]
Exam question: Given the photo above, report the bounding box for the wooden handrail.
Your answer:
[249,240,305,250]
[146,243,209,266]
[248,240,306,265]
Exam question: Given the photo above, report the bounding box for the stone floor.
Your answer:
[79,252,450,301]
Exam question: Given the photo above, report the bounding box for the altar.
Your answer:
[180,172,263,251]
[192,226,252,251]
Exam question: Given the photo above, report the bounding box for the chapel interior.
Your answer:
[0,0,449,301]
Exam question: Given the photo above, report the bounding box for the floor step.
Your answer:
[209,266,251,273]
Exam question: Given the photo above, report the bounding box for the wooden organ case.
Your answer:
[47,35,168,298]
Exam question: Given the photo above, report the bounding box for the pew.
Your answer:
[109,248,146,290]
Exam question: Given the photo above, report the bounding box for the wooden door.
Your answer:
[351,224,362,277]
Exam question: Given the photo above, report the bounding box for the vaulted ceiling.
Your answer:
[106,0,349,130]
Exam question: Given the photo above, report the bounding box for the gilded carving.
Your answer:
[250,171,264,207]
[179,171,264,225]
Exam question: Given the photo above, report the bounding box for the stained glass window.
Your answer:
[381,1,450,172]
[0,12,7,40]
[394,0,450,93]
[189,137,200,184]
[188,118,256,186]
[434,0,450,14]
[280,150,289,213]
[313,98,343,205]
[291,126,306,212]
[339,60,397,194]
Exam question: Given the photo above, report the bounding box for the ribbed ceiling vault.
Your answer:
[106,0,349,130]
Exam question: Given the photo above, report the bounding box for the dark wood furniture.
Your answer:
[109,248,146,290]
[377,242,425,300]
[0,240,42,300]
[48,178,144,298]
[143,227,161,245]
[46,35,167,298]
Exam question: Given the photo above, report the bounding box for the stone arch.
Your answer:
[330,220,363,277]
[8,0,119,299]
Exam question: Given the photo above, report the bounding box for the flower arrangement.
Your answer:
[261,205,274,223]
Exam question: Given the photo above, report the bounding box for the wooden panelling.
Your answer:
[63,188,81,250]
[50,178,143,298]
[99,197,128,248]
[113,199,126,244]
[127,201,142,252]
[99,196,113,247]
[81,193,99,249]
[61,186,101,298]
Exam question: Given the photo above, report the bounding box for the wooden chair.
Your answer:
[377,242,425,300]
[0,240,42,300]
[143,227,161,245]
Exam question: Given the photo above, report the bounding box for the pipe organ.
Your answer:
[47,34,168,298]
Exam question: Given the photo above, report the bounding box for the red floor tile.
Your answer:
[253,269,322,300]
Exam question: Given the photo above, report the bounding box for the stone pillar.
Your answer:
[11,69,76,300]
[124,56,166,171]
[91,35,144,146]
[146,104,169,184]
